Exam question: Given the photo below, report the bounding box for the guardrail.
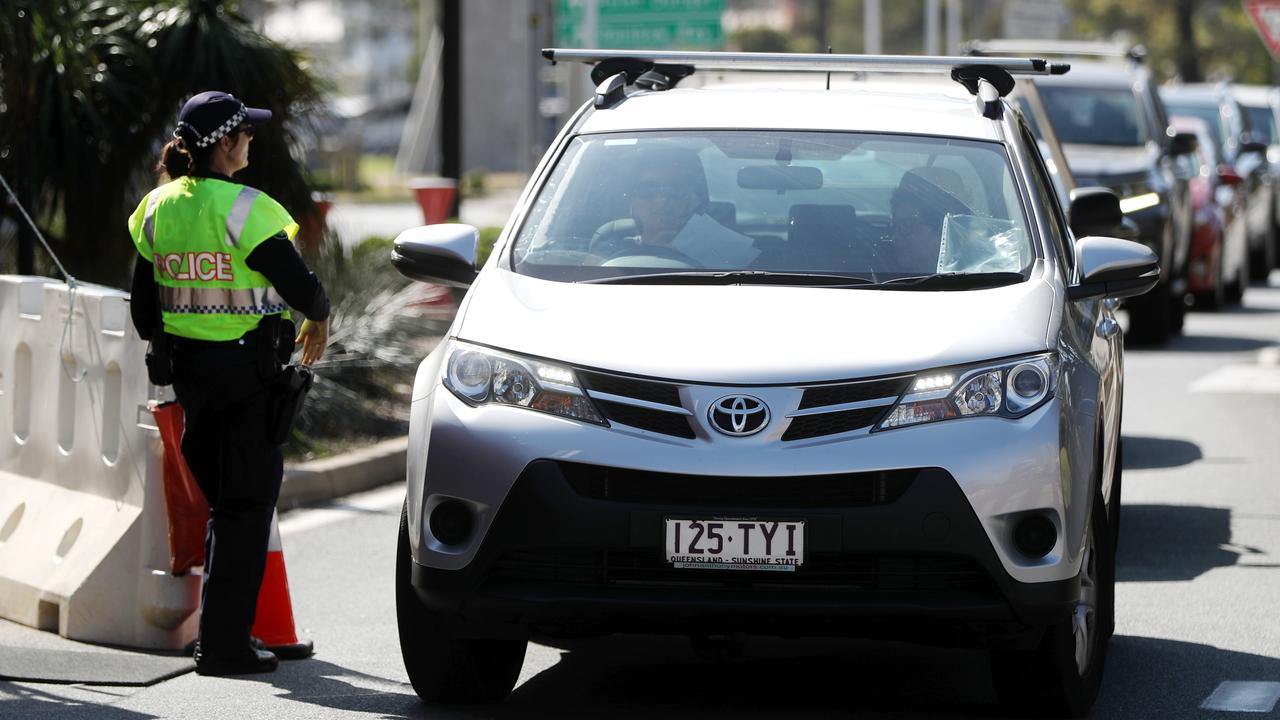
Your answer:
[0,275,197,650]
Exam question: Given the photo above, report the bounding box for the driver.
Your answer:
[887,166,971,273]
[593,146,759,269]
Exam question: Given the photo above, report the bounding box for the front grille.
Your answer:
[782,406,890,441]
[595,400,696,439]
[797,377,911,410]
[560,462,915,507]
[486,548,992,593]
[578,370,682,407]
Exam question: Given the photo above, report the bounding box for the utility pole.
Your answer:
[864,0,881,54]
[925,0,941,55]
[946,0,962,55]
[816,0,830,52]
[440,0,462,217]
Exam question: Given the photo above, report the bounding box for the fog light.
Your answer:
[1013,514,1056,559]
[429,500,474,546]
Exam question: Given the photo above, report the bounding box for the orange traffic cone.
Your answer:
[252,510,314,660]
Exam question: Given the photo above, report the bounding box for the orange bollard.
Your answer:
[252,510,314,660]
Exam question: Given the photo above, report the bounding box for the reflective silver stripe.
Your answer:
[159,285,287,315]
[141,191,163,254]
[224,187,261,248]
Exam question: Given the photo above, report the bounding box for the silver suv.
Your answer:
[392,50,1158,717]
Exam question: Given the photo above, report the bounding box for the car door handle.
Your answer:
[1097,317,1120,338]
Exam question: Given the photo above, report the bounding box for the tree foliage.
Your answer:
[0,0,325,287]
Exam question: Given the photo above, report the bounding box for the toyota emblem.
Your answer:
[708,395,770,437]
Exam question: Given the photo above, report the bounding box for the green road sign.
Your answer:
[556,0,725,50]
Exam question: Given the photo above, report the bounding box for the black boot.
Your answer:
[194,646,279,676]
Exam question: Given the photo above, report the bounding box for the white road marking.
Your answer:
[1200,681,1280,713]
[279,484,405,537]
[1189,364,1280,394]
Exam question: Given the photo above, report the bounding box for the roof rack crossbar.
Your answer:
[542,48,1062,77]
[963,39,1146,63]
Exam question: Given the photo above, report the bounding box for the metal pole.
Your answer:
[441,0,461,217]
[946,0,962,55]
[864,0,882,54]
[925,0,941,56]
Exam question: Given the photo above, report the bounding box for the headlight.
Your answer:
[443,340,607,425]
[877,353,1056,431]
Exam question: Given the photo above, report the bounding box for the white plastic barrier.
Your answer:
[0,275,198,650]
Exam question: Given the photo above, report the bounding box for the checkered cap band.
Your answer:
[173,104,248,148]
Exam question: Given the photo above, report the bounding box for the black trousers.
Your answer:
[172,338,282,658]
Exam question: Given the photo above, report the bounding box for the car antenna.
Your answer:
[826,46,833,90]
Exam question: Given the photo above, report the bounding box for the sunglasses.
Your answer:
[232,124,256,139]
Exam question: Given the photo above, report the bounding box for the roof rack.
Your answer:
[543,48,1070,116]
[964,40,1146,64]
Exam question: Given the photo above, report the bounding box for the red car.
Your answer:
[1170,115,1248,308]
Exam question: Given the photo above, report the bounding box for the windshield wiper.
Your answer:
[580,270,877,286]
[874,272,1025,290]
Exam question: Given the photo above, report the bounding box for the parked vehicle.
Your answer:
[392,49,1158,717]
[969,40,1196,345]
[1161,83,1275,282]
[1168,115,1248,307]
[1231,83,1280,268]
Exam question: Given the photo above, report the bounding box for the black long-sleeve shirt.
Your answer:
[130,176,330,341]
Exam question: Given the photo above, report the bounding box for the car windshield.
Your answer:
[510,131,1034,285]
[1244,105,1278,145]
[1039,86,1147,146]
[1163,101,1226,151]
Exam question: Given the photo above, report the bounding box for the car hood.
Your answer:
[455,269,1056,384]
[1063,144,1152,183]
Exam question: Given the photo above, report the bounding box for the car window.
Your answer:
[1039,86,1147,146]
[1244,105,1279,144]
[510,131,1034,282]
[1018,123,1073,272]
[1164,101,1226,152]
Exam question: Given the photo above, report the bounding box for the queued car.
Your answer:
[1168,115,1248,307]
[391,49,1160,717]
[1232,83,1280,267]
[969,40,1196,345]
[1161,83,1275,281]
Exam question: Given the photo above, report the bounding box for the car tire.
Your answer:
[1124,279,1171,346]
[1249,223,1275,281]
[396,504,527,704]
[991,492,1114,718]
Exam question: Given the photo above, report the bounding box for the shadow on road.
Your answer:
[1151,334,1276,353]
[1117,504,1257,582]
[265,635,1280,720]
[1122,436,1202,469]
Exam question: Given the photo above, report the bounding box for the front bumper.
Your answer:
[411,460,1079,646]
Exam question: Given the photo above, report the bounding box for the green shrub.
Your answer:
[476,226,502,266]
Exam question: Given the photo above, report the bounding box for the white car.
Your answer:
[392,49,1157,717]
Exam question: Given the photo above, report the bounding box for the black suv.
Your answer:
[970,42,1196,344]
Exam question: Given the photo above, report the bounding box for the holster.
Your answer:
[269,364,314,446]
[256,314,296,380]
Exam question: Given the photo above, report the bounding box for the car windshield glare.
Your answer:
[510,131,1034,285]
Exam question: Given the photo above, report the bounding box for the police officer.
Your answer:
[127,91,330,676]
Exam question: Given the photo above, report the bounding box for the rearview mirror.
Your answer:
[392,223,479,287]
[1068,236,1160,301]
[1169,131,1198,157]
[737,165,824,191]
[1068,187,1124,238]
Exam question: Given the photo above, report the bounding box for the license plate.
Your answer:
[665,518,804,571]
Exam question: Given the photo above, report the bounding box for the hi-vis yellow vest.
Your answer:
[128,177,299,341]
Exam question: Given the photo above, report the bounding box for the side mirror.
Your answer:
[1068,186,1124,238]
[1240,137,1269,156]
[1068,236,1160,301]
[392,223,479,287]
[1169,131,1198,157]
[1216,164,1245,186]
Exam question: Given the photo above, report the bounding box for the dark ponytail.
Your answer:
[155,137,213,180]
